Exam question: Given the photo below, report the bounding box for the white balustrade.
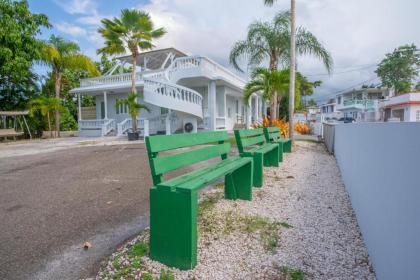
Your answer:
[143,79,203,118]
[117,118,149,136]
[101,119,116,136]
[80,72,143,87]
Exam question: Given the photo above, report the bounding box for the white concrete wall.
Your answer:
[334,123,420,280]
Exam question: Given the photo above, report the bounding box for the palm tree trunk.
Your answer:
[47,112,52,138]
[54,72,62,138]
[269,57,278,124]
[131,53,138,132]
[288,0,297,140]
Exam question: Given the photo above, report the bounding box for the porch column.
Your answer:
[77,93,82,121]
[103,91,108,119]
[246,97,252,129]
[255,95,259,121]
[165,109,171,135]
[208,80,216,130]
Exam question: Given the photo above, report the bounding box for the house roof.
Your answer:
[117,47,188,70]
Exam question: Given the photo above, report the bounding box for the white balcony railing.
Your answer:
[143,79,203,118]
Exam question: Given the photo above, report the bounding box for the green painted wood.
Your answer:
[263,127,292,152]
[147,131,255,270]
[152,143,231,175]
[175,157,252,192]
[159,157,248,189]
[239,135,266,148]
[235,128,264,137]
[146,131,228,153]
[150,187,198,270]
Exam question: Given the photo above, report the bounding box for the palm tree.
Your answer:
[264,0,297,139]
[243,68,289,106]
[116,92,150,133]
[41,35,99,137]
[230,11,332,121]
[98,9,166,97]
[28,96,64,138]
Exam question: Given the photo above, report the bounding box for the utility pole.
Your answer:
[288,0,296,141]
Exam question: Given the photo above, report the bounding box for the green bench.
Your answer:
[234,128,279,188]
[145,131,253,270]
[264,127,292,153]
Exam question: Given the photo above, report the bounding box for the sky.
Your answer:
[28,0,420,103]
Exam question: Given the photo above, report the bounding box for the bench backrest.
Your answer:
[263,127,282,142]
[145,131,230,185]
[234,128,266,154]
[0,128,21,137]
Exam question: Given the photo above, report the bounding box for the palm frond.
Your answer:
[62,54,100,76]
[295,27,333,73]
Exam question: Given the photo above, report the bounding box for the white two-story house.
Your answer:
[70,48,266,137]
[335,87,390,122]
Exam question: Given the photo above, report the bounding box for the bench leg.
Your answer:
[150,187,198,270]
[225,160,253,201]
[277,142,284,163]
[284,140,292,153]
[252,153,264,187]
[264,146,280,167]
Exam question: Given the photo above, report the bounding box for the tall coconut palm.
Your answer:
[41,35,99,137]
[230,11,332,121]
[97,9,166,116]
[264,0,297,139]
[28,96,64,138]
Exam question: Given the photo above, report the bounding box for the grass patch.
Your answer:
[280,266,305,280]
[158,269,175,280]
[128,241,149,258]
[241,216,280,253]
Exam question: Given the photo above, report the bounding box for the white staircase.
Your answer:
[117,118,149,137]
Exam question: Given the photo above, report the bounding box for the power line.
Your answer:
[305,64,377,77]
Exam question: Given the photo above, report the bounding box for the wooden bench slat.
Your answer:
[235,128,263,137]
[146,131,228,153]
[175,157,252,192]
[157,157,252,192]
[0,129,24,137]
[239,135,266,148]
[152,143,231,175]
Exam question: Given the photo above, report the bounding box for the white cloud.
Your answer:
[136,0,420,102]
[54,0,96,15]
[55,22,88,37]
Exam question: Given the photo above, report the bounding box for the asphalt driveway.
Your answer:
[0,143,152,279]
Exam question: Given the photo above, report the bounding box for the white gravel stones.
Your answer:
[98,141,375,280]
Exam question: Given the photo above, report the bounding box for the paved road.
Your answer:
[0,144,152,280]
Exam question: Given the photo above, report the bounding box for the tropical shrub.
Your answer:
[294,122,311,135]
[252,116,289,137]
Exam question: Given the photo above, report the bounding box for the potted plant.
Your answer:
[117,92,150,141]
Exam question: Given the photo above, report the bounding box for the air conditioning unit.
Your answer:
[183,117,197,133]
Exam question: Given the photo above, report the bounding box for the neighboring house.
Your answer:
[319,99,342,120]
[379,92,420,122]
[335,87,389,122]
[70,48,265,137]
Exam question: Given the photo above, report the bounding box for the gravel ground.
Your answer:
[96,141,375,280]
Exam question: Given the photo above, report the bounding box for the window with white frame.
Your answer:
[116,99,128,114]
[416,110,420,122]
